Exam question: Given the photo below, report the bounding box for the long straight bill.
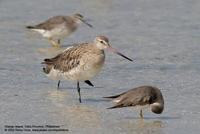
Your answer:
[108,47,133,62]
[81,19,93,28]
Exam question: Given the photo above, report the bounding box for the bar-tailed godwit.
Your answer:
[104,86,164,118]
[26,13,92,47]
[42,36,133,103]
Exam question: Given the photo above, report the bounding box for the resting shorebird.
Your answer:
[26,13,92,47]
[104,86,164,118]
[42,36,133,103]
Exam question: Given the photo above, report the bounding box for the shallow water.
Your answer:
[1,0,200,133]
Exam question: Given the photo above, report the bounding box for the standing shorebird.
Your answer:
[26,13,92,47]
[42,36,133,103]
[104,86,164,118]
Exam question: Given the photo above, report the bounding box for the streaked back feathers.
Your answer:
[42,42,104,74]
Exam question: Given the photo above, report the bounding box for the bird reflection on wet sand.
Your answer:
[45,90,101,128]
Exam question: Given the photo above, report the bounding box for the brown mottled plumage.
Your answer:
[42,36,133,103]
[42,43,102,73]
[104,86,164,118]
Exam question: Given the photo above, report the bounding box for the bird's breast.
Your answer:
[80,53,105,78]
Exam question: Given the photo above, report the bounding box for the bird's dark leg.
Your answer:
[84,80,94,87]
[77,81,82,103]
[140,109,143,119]
[57,80,61,89]
[57,39,61,46]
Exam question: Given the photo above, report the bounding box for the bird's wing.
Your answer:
[33,16,73,30]
[42,43,88,72]
[107,90,152,109]
[103,92,126,99]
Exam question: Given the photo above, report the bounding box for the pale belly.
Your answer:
[33,23,73,39]
[47,54,105,81]
[43,27,71,39]
[65,62,104,81]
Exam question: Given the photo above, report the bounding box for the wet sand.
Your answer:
[1,0,200,133]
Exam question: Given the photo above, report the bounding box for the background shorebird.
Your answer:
[42,36,133,103]
[104,86,164,118]
[26,13,92,47]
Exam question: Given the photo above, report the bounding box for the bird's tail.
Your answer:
[103,92,126,99]
[107,104,124,109]
[26,25,35,29]
[42,66,51,74]
[42,58,54,64]
[107,106,119,109]
[103,94,121,99]
[41,58,54,74]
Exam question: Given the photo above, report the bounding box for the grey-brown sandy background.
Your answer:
[1,0,200,133]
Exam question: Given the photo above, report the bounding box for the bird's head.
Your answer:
[95,36,110,49]
[151,102,164,114]
[73,13,93,28]
[94,36,133,62]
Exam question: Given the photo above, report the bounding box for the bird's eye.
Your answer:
[100,41,104,44]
